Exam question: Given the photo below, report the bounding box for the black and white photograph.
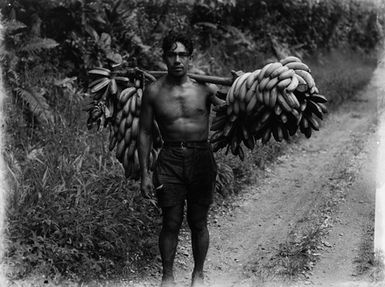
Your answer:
[0,0,384,286]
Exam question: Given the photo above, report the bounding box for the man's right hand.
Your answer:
[140,175,153,199]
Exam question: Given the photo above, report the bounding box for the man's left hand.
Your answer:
[140,174,153,199]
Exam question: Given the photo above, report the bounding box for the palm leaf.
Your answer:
[14,87,54,124]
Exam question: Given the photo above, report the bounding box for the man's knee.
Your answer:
[162,214,183,233]
[187,217,208,233]
[187,203,209,232]
[161,204,184,233]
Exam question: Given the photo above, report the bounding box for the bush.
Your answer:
[4,89,161,280]
[6,128,161,280]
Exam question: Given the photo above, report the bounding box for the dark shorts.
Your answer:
[153,142,218,207]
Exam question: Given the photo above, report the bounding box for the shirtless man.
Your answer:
[138,31,225,287]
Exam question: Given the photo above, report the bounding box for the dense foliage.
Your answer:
[1,0,383,281]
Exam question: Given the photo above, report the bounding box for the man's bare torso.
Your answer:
[149,76,212,142]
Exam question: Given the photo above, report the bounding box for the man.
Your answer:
[138,31,225,287]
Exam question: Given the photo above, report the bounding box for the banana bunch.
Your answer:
[109,79,161,178]
[211,56,328,160]
[86,67,161,179]
[86,67,130,130]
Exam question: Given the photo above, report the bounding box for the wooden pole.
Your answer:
[145,70,234,86]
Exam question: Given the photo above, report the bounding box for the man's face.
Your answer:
[164,42,191,77]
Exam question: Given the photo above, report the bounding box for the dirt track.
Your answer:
[9,58,384,287]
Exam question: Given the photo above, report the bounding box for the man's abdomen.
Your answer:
[158,116,210,142]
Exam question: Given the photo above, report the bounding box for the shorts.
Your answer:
[153,141,218,207]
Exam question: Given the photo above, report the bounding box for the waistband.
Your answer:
[163,140,210,148]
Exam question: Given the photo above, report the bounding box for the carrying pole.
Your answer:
[146,70,234,86]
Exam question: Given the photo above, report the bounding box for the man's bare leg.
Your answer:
[159,203,184,286]
[187,203,210,287]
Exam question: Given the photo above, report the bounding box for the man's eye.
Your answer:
[167,52,189,58]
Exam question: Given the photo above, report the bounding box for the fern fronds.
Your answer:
[4,20,27,35]
[18,38,59,55]
[14,87,54,124]
[5,70,20,87]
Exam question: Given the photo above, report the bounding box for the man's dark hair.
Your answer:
[162,30,194,55]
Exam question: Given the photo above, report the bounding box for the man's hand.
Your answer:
[140,174,153,199]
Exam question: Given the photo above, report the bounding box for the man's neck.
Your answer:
[165,74,189,85]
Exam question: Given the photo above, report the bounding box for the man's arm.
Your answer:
[138,84,155,198]
[207,83,226,106]
[209,70,245,105]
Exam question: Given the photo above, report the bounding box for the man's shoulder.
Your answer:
[190,78,215,92]
[190,77,206,86]
[145,77,164,97]
[192,79,218,96]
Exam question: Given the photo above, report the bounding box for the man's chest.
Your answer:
[154,86,210,119]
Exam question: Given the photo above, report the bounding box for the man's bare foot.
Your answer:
[160,275,176,287]
[191,271,205,287]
